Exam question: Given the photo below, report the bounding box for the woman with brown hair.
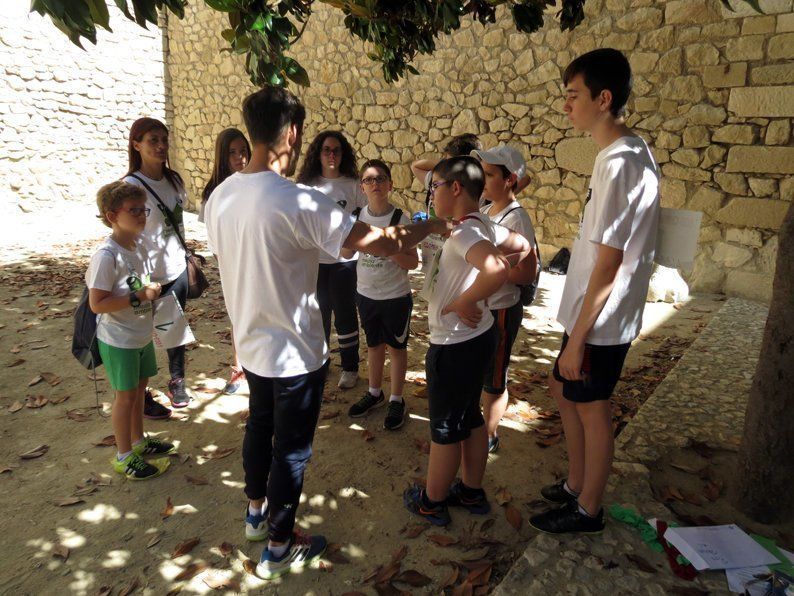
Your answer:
[123,117,192,416]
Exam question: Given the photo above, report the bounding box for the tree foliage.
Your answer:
[31,0,586,87]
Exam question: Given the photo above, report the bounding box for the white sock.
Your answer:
[389,394,403,403]
[132,437,144,447]
[369,387,381,397]
[268,540,289,558]
[563,480,580,497]
[578,503,597,518]
[248,500,267,516]
[117,450,132,461]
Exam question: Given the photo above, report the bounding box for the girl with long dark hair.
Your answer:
[200,128,251,393]
[123,117,192,415]
[296,131,367,390]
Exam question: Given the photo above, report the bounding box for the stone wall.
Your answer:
[0,2,167,215]
[166,0,793,303]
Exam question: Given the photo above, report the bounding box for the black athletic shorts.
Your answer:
[483,300,523,394]
[426,323,497,444]
[356,293,413,349]
[552,333,630,403]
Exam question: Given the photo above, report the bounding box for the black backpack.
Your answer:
[72,286,102,369]
[548,247,571,275]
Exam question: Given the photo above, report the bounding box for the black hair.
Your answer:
[360,159,392,179]
[296,130,358,183]
[242,86,306,146]
[563,48,632,118]
[433,156,485,201]
[443,133,482,156]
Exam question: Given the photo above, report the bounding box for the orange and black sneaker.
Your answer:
[403,484,451,526]
[446,479,491,515]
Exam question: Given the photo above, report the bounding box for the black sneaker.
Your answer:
[540,478,579,505]
[383,399,406,430]
[403,484,451,526]
[529,501,605,535]
[446,479,491,515]
[348,390,384,418]
[143,390,172,420]
[167,377,191,408]
[488,435,500,453]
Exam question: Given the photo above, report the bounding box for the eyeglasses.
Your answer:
[361,175,389,186]
[118,207,151,217]
[429,180,449,195]
[322,147,341,156]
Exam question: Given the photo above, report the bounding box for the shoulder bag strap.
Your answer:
[128,174,189,254]
[497,206,522,225]
[388,208,403,227]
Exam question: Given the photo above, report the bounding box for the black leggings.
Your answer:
[316,261,359,372]
[160,267,189,379]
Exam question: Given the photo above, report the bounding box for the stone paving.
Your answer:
[494,298,770,595]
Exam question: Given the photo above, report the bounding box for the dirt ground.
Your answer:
[0,218,727,596]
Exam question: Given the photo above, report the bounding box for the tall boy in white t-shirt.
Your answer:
[530,49,660,534]
[404,156,531,526]
[347,159,418,431]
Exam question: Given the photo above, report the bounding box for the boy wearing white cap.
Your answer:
[471,145,538,454]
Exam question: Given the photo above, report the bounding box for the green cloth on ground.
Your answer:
[608,504,664,553]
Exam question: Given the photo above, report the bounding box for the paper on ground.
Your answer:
[663,524,780,571]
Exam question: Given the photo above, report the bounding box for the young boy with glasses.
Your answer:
[86,181,176,480]
[346,159,418,431]
[404,156,531,526]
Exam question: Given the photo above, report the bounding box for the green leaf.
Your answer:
[283,58,310,87]
[86,0,111,30]
[204,0,238,12]
[221,28,236,43]
[113,0,134,21]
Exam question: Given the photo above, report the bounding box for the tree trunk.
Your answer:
[733,201,794,523]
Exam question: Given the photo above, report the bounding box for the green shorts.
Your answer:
[98,340,157,391]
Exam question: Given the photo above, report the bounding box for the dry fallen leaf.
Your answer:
[93,435,116,447]
[393,569,431,587]
[118,577,140,596]
[451,582,474,596]
[626,553,657,574]
[97,586,113,596]
[391,545,408,564]
[402,524,427,539]
[27,375,43,387]
[494,487,512,506]
[50,395,71,405]
[373,560,401,584]
[8,401,23,413]
[171,537,200,558]
[362,430,375,442]
[66,409,91,422]
[466,563,492,586]
[52,544,70,560]
[8,358,25,368]
[26,395,48,409]
[243,558,257,575]
[440,565,460,588]
[20,444,49,459]
[202,447,235,460]
[73,485,98,497]
[185,475,208,486]
[218,541,234,557]
[40,372,61,387]
[147,534,162,548]
[505,504,523,531]
[321,410,339,420]
[161,496,174,519]
[428,534,459,547]
[173,562,207,582]
[53,497,84,507]
[203,574,241,591]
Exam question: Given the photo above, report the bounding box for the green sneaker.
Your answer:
[133,436,176,457]
[112,452,167,480]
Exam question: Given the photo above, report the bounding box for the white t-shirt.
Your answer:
[423,213,509,345]
[205,171,356,378]
[557,135,660,346]
[124,173,188,284]
[306,176,367,265]
[481,200,536,310]
[85,237,154,349]
[356,206,413,300]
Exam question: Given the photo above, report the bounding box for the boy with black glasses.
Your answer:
[347,159,418,431]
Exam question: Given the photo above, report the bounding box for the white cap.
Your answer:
[470,145,526,180]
